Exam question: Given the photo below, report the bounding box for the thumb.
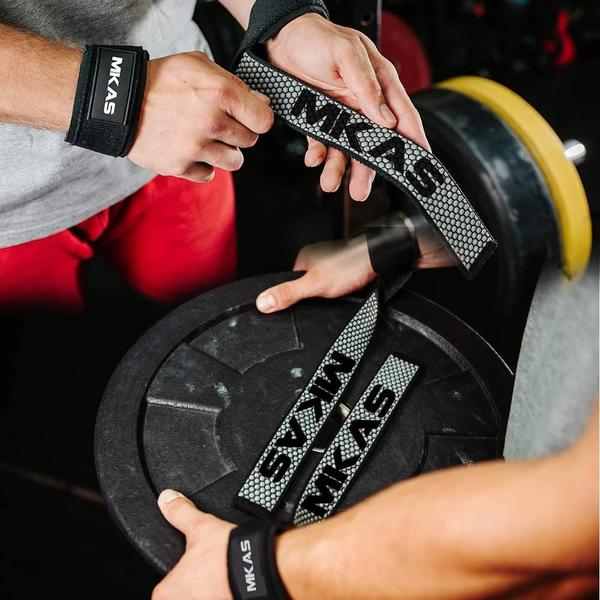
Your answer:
[256,273,320,313]
[158,489,204,537]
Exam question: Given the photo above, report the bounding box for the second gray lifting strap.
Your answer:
[294,354,418,525]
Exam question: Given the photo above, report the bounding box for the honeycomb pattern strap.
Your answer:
[236,290,380,517]
[294,354,418,525]
[235,51,496,278]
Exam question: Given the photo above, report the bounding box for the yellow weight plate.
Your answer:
[438,76,591,279]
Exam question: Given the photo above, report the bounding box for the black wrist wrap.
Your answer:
[233,0,329,66]
[228,522,289,600]
[65,45,149,157]
[366,225,420,279]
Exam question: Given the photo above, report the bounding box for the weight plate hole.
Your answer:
[312,403,350,454]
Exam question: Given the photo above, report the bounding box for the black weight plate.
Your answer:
[95,273,513,573]
[411,87,561,319]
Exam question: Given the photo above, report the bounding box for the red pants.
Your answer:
[0,171,237,313]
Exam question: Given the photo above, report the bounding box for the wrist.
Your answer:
[275,529,309,599]
[234,0,328,67]
[266,12,327,59]
[53,47,83,131]
[276,523,335,600]
[353,234,376,276]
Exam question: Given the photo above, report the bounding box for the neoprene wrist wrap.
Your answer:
[65,45,149,157]
[228,522,289,600]
[234,0,329,66]
[366,224,420,279]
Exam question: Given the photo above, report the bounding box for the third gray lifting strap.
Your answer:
[294,354,418,525]
[235,51,496,278]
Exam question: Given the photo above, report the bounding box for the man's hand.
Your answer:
[152,490,234,600]
[129,52,274,183]
[266,13,430,202]
[152,406,598,600]
[254,225,457,314]
[256,236,376,314]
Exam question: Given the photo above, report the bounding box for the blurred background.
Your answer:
[0,1,598,597]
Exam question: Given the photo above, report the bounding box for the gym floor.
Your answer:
[0,2,598,598]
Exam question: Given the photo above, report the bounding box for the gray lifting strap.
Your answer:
[235,51,496,278]
[236,290,380,517]
[294,354,418,525]
[235,287,419,520]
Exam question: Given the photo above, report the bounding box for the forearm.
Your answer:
[278,409,598,599]
[0,23,80,131]
[218,0,255,29]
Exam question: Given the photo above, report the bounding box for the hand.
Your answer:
[152,490,235,600]
[129,52,274,183]
[266,13,430,202]
[256,236,376,313]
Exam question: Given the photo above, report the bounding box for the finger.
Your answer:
[379,69,429,150]
[348,160,376,202]
[199,142,244,172]
[360,35,431,150]
[180,163,215,183]
[209,114,259,149]
[336,38,397,128]
[256,273,320,313]
[222,82,275,135]
[305,137,327,168]
[320,148,347,193]
[158,489,206,537]
[249,88,271,104]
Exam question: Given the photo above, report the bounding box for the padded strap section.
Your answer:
[367,225,418,302]
[294,354,418,525]
[235,51,496,278]
[65,45,148,157]
[367,226,418,278]
[228,522,289,600]
[236,290,379,517]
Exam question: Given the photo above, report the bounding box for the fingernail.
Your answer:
[251,89,271,103]
[379,104,396,126]
[257,294,276,312]
[158,489,184,505]
[306,153,321,167]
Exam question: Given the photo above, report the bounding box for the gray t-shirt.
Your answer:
[0,1,211,247]
[504,260,599,460]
